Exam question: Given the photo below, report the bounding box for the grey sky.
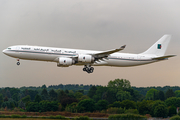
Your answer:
[0,0,180,88]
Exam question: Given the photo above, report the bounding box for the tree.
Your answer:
[137,100,154,115]
[28,90,38,101]
[165,97,180,107]
[41,84,47,89]
[2,102,9,109]
[61,97,78,107]
[165,89,175,99]
[111,101,121,108]
[108,79,131,91]
[9,88,20,97]
[96,100,109,111]
[12,93,19,102]
[0,94,3,107]
[4,96,8,102]
[175,90,180,97]
[168,105,177,117]
[116,90,132,101]
[75,92,83,100]
[151,100,166,117]
[22,95,31,102]
[77,99,96,112]
[2,99,17,109]
[18,100,25,109]
[39,101,58,112]
[145,88,158,100]
[69,90,74,94]
[65,89,69,94]
[9,98,17,108]
[68,92,75,98]
[120,100,136,109]
[88,86,97,98]
[158,90,165,101]
[49,89,57,101]
[41,89,48,96]
[65,102,78,113]
[103,88,117,104]
[23,89,29,96]
[79,95,89,101]
[124,88,142,101]
[34,94,42,103]
[57,90,68,102]
[21,95,31,107]
[26,101,59,112]
[154,104,168,117]
[92,86,108,102]
[6,89,11,98]
[77,90,84,94]
[41,89,48,100]
[26,102,40,112]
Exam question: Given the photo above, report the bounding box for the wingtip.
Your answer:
[120,45,126,49]
[171,55,176,57]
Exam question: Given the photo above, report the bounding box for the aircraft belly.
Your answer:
[107,59,153,67]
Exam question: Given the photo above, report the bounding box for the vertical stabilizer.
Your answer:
[141,35,171,56]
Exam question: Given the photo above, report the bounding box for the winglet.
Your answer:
[120,45,126,50]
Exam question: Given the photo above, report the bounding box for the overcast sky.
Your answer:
[0,0,180,88]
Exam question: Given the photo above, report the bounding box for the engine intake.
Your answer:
[57,57,75,67]
[78,54,94,63]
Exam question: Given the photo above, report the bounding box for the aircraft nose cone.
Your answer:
[2,49,7,54]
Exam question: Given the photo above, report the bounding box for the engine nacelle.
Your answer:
[57,57,75,67]
[78,54,94,63]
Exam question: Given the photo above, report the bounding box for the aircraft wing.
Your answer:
[92,45,126,59]
[152,55,176,60]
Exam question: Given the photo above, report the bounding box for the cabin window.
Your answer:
[8,48,11,50]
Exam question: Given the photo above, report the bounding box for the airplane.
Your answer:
[2,35,175,73]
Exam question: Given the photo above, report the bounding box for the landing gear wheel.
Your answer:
[90,67,94,71]
[17,62,20,66]
[86,67,89,71]
[83,68,86,71]
[89,67,94,73]
[83,65,94,73]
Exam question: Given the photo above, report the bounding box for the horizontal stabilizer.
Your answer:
[152,55,176,60]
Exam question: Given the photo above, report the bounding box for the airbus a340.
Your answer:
[2,35,175,73]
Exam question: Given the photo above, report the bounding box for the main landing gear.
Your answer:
[17,59,20,66]
[83,65,94,73]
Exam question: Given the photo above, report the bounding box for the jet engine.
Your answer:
[78,54,94,63]
[57,57,75,67]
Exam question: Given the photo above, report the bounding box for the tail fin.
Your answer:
[141,35,171,56]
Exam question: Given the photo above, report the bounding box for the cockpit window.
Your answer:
[8,48,11,50]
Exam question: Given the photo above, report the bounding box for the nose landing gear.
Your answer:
[83,65,94,73]
[17,59,20,66]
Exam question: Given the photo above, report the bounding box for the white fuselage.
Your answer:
[3,45,158,67]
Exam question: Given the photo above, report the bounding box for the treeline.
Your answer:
[132,86,180,96]
[18,84,101,95]
[0,79,180,118]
